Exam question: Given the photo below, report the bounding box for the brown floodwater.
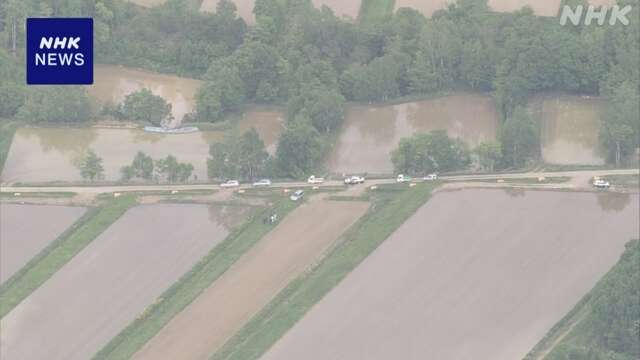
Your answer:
[1,109,283,183]
[88,65,202,127]
[530,94,606,166]
[0,203,249,360]
[261,189,639,360]
[1,128,222,183]
[237,110,284,154]
[0,204,86,284]
[327,93,499,174]
[126,0,167,7]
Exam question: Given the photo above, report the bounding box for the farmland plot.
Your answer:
[0,204,86,284]
[261,189,639,360]
[0,204,245,360]
[134,199,369,360]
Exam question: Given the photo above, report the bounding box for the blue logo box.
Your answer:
[26,18,93,85]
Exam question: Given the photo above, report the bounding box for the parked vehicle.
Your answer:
[220,180,240,188]
[593,179,610,189]
[307,175,325,184]
[252,179,272,187]
[344,176,365,185]
[423,173,438,181]
[396,174,412,183]
[290,190,304,201]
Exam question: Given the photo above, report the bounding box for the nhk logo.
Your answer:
[26,18,93,85]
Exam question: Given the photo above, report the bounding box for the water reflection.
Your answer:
[88,65,202,127]
[328,93,498,174]
[595,192,632,213]
[530,94,606,166]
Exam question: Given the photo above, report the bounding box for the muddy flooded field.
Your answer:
[89,65,202,127]
[1,109,283,183]
[0,203,248,360]
[530,94,606,166]
[134,199,369,360]
[261,189,639,360]
[237,110,284,154]
[201,0,361,23]
[0,204,86,284]
[328,93,498,174]
[127,0,166,7]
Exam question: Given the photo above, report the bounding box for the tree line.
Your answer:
[1,0,638,175]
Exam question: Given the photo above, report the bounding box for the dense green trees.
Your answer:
[500,107,539,168]
[79,150,104,181]
[275,117,324,178]
[17,86,93,123]
[474,141,502,172]
[155,155,194,183]
[120,151,154,181]
[392,130,470,175]
[547,240,640,360]
[208,129,270,180]
[120,89,172,126]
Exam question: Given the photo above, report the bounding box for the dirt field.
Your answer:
[328,93,498,174]
[0,204,243,360]
[261,189,639,360]
[312,0,361,18]
[488,0,561,16]
[133,199,369,360]
[0,204,86,283]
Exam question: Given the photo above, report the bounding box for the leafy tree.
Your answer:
[208,129,269,180]
[276,117,324,178]
[0,82,25,117]
[600,81,639,165]
[121,88,173,126]
[79,150,104,181]
[17,86,92,123]
[196,59,246,122]
[501,107,539,167]
[392,130,470,176]
[474,141,502,172]
[288,87,345,133]
[155,154,193,183]
[131,151,154,180]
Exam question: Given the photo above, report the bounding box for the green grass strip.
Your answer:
[94,199,299,360]
[0,195,136,318]
[212,183,436,360]
[359,0,396,26]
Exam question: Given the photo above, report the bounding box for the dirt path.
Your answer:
[133,199,369,360]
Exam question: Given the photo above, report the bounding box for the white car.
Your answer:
[307,175,324,184]
[396,174,412,183]
[423,173,438,181]
[220,180,240,188]
[290,190,304,201]
[253,179,272,187]
[593,179,610,189]
[344,176,365,185]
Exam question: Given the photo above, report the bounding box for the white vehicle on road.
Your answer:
[220,180,240,188]
[396,174,412,183]
[593,179,610,189]
[290,190,304,201]
[344,176,365,185]
[307,175,325,184]
[252,179,272,187]
[423,173,438,181]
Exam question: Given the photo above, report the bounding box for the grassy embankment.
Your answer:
[359,0,396,26]
[0,195,136,318]
[212,182,436,360]
[526,240,640,360]
[94,197,300,360]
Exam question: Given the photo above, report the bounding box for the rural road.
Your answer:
[0,169,637,194]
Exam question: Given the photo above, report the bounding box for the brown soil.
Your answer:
[133,200,369,360]
[0,204,240,360]
[261,190,639,360]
